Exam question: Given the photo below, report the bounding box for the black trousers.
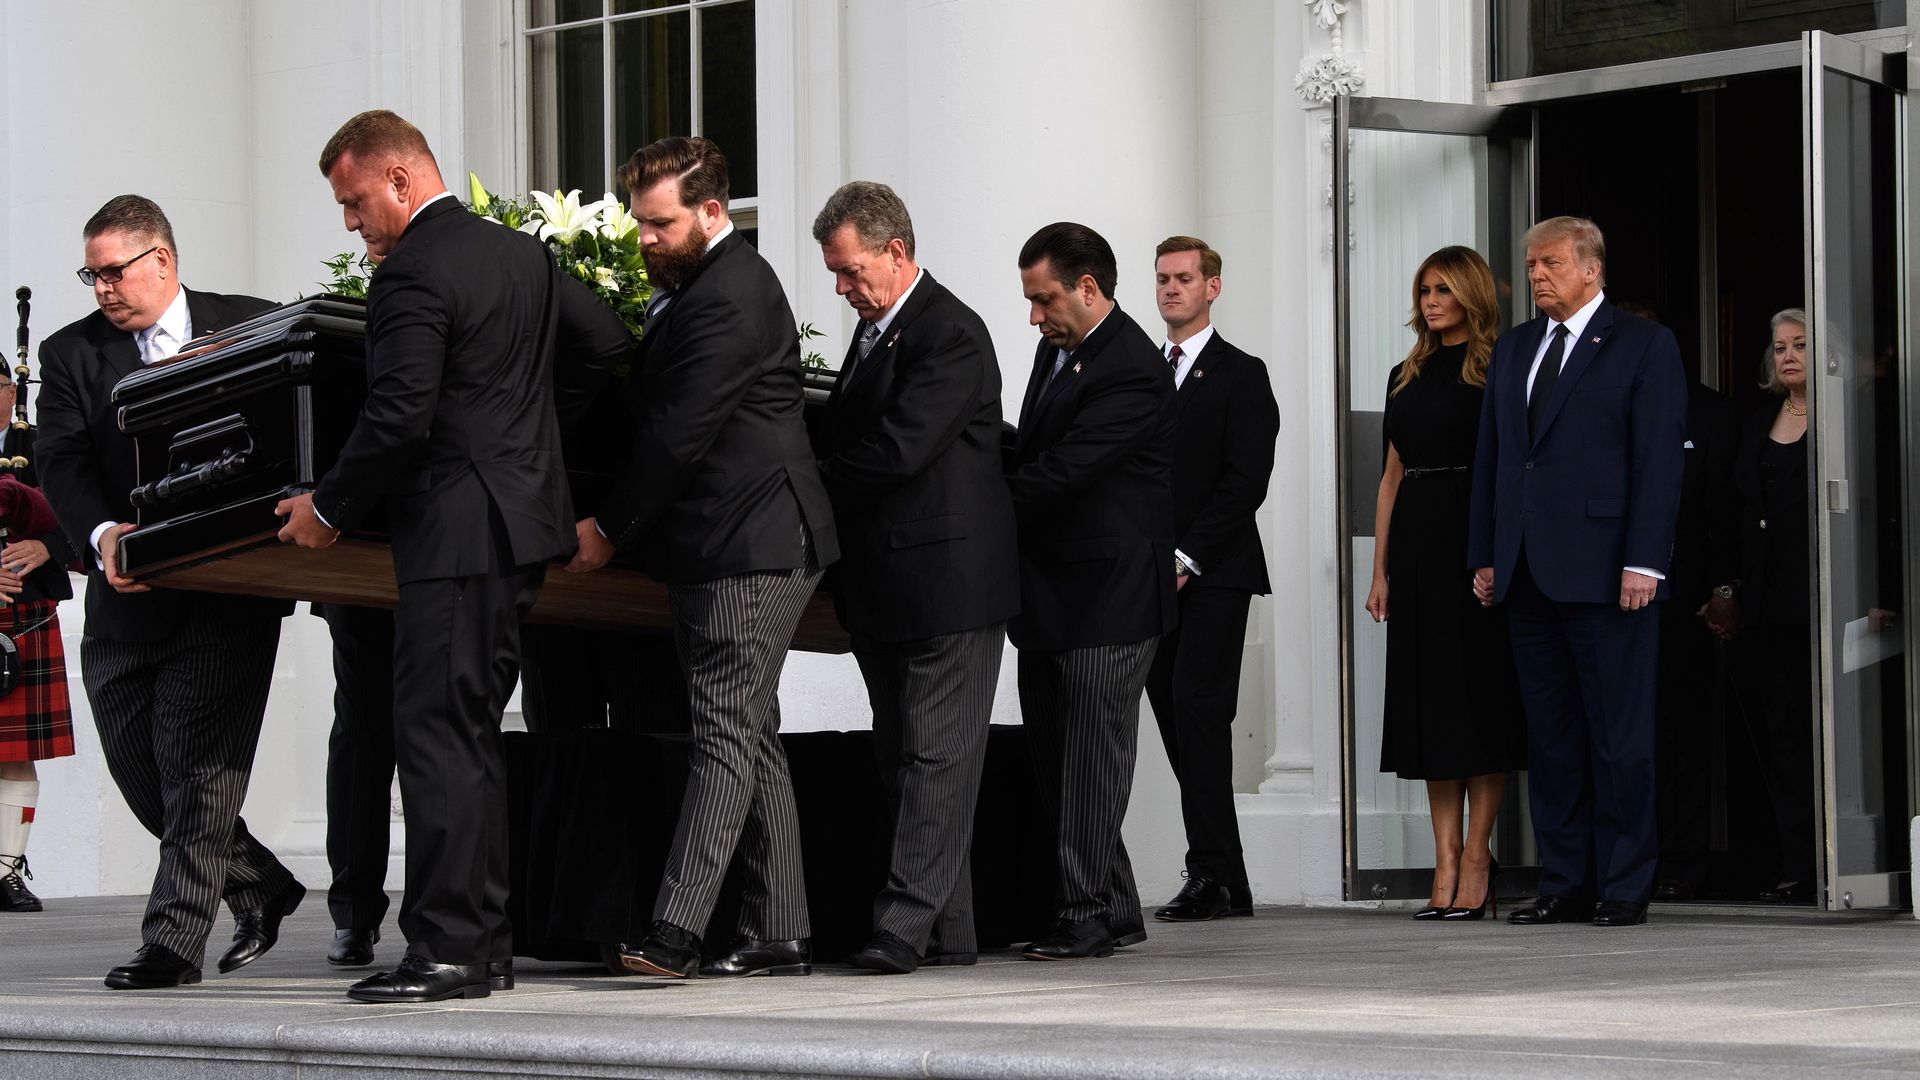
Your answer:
[1018,637,1158,927]
[320,605,397,932]
[1741,623,1816,884]
[855,622,1006,954]
[82,612,294,966]
[1654,605,1716,887]
[390,536,545,966]
[1145,586,1252,901]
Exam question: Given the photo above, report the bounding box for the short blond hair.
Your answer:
[1523,215,1606,281]
[319,110,437,177]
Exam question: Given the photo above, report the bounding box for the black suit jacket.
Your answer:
[1666,381,1740,615]
[314,197,630,583]
[598,230,840,584]
[818,272,1019,642]
[1170,332,1277,595]
[1007,305,1176,651]
[37,288,291,641]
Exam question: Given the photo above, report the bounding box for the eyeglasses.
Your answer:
[75,246,159,287]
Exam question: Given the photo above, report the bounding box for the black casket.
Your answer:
[111,297,852,653]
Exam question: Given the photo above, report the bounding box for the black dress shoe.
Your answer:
[1505,895,1594,925]
[328,928,379,967]
[850,930,918,975]
[1107,915,1147,948]
[1652,878,1695,903]
[699,936,812,977]
[347,953,489,1003]
[1154,874,1233,922]
[921,948,976,967]
[105,944,203,989]
[620,920,702,978]
[1759,880,1814,904]
[218,880,307,974]
[0,856,43,913]
[489,960,514,990]
[1592,901,1649,926]
[1022,918,1114,960]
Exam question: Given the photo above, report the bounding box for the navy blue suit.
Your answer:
[1467,296,1686,905]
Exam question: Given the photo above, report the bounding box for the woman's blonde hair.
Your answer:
[1758,307,1807,394]
[1393,245,1499,396]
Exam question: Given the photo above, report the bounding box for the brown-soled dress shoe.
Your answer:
[346,953,489,1003]
[620,919,702,978]
[1592,901,1649,926]
[698,936,811,977]
[218,880,307,974]
[105,944,203,990]
[328,928,378,967]
[1506,895,1595,925]
[1022,918,1114,960]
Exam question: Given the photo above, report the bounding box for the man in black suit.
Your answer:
[1144,236,1277,922]
[1468,217,1686,928]
[38,195,300,989]
[569,137,840,980]
[1009,222,1177,961]
[278,111,629,1002]
[808,181,1019,975]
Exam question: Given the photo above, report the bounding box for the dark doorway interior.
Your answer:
[1532,70,1817,905]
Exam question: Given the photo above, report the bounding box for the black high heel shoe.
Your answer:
[1413,875,1457,920]
[1442,858,1499,921]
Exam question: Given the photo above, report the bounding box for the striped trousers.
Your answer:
[657,544,822,941]
[1018,637,1158,926]
[855,621,1006,954]
[82,614,294,966]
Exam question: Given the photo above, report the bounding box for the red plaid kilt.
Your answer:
[0,599,74,762]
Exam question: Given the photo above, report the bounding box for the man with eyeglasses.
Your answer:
[37,194,299,989]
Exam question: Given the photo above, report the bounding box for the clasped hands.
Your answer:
[0,538,52,600]
[1470,567,1658,612]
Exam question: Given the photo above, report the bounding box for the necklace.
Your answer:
[1784,397,1807,417]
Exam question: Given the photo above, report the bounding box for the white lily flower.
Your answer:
[530,188,617,243]
[594,266,617,288]
[598,200,639,242]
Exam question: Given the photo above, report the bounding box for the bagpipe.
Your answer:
[5,287,29,475]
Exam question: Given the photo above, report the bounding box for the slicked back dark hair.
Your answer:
[812,180,915,258]
[618,136,730,208]
[1018,221,1117,299]
[84,194,178,257]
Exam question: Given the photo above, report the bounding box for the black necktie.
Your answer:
[1529,324,1569,439]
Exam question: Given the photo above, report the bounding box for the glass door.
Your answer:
[1804,30,1911,911]
[1333,95,1534,901]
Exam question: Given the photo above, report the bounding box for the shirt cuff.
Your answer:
[312,504,335,530]
[89,521,115,569]
[1624,566,1665,580]
[1175,549,1202,576]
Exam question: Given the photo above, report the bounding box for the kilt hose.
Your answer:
[81,611,297,967]
[656,538,823,942]
[0,600,73,763]
[1018,636,1159,927]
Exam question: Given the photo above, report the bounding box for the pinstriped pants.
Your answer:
[82,615,294,966]
[1018,637,1158,926]
[856,621,1006,954]
[657,548,822,941]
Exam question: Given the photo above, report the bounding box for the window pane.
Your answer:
[528,26,605,194]
[613,0,680,12]
[529,0,605,30]
[1491,0,1900,81]
[613,12,691,182]
[700,0,756,199]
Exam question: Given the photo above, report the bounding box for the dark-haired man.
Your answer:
[572,136,839,980]
[810,181,1019,974]
[1145,236,1277,922]
[279,110,629,1002]
[38,195,299,989]
[1010,222,1176,960]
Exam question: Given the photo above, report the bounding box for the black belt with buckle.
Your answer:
[1402,465,1470,479]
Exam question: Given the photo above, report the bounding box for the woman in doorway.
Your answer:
[1367,246,1525,920]
[1720,308,1817,904]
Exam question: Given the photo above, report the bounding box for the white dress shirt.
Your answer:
[94,287,195,563]
[1163,324,1215,576]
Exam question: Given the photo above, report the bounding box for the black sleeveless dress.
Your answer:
[1377,343,1525,780]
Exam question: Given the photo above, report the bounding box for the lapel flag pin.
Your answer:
[1592,336,1602,343]
[1072,361,1083,374]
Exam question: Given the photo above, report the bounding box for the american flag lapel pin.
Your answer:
[1072,361,1083,374]
[887,328,902,349]
[1591,335,1602,344]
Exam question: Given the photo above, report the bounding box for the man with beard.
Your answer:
[37,195,298,988]
[570,137,839,979]
[278,110,628,1002]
